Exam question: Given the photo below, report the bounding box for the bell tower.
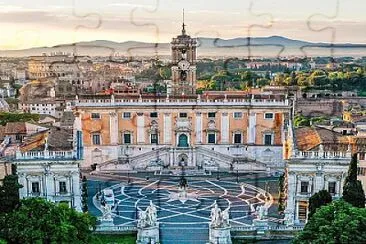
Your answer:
[171,10,197,96]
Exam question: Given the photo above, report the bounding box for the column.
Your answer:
[221,112,229,143]
[248,112,256,144]
[285,172,296,223]
[195,112,202,144]
[109,112,118,145]
[72,171,82,211]
[163,113,172,144]
[137,113,145,144]
[295,201,299,223]
[45,172,54,201]
[18,173,27,198]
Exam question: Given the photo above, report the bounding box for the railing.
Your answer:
[76,98,289,107]
[94,223,303,233]
[196,147,234,162]
[15,150,76,160]
[95,225,137,232]
[293,150,351,159]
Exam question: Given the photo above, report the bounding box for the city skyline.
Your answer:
[0,0,366,50]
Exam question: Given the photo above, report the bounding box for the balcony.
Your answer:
[15,150,76,161]
[293,150,351,160]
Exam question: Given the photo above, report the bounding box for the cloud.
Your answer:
[107,3,154,8]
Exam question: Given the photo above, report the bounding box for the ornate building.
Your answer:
[284,125,351,225]
[13,127,83,211]
[74,25,291,172]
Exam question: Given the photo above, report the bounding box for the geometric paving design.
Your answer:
[93,177,272,227]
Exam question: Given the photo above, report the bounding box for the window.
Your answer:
[264,113,274,119]
[179,112,187,118]
[264,134,273,145]
[328,182,336,195]
[208,133,216,144]
[358,167,366,176]
[91,113,100,119]
[359,152,365,161]
[123,133,131,144]
[92,134,101,145]
[300,181,309,194]
[150,112,158,118]
[208,112,216,118]
[59,181,67,194]
[233,112,242,119]
[123,112,131,119]
[151,133,158,144]
[234,133,242,143]
[31,182,40,194]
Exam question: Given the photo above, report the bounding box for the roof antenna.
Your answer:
[182,9,186,35]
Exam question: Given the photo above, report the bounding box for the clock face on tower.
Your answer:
[178,60,190,71]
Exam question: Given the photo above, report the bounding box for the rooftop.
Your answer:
[294,126,350,151]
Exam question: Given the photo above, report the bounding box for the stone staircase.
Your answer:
[160,223,209,244]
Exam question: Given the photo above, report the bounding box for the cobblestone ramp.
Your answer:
[160,223,209,244]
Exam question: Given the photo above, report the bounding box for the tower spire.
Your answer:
[182,9,186,35]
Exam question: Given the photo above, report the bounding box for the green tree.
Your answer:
[0,198,96,244]
[0,112,40,126]
[293,200,366,244]
[0,174,22,213]
[342,154,365,208]
[308,190,332,218]
[81,176,89,213]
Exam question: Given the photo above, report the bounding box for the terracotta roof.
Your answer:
[294,127,321,151]
[19,131,48,152]
[295,126,350,151]
[47,128,73,150]
[20,127,73,151]
[5,122,26,134]
[0,126,5,140]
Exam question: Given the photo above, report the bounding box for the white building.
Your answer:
[13,127,82,211]
[284,125,351,225]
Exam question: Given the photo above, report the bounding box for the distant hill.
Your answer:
[1,36,366,57]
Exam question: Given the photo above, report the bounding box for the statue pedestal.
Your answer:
[136,224,160,244]
[253,219,269,234]
[99,217,114,226]
[209,225,232,244]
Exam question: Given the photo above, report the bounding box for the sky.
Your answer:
[0,0,366,50]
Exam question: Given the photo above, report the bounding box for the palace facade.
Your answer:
[74,25,291,172]
[284,124,351,225]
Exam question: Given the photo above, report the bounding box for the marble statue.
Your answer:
[256,205,268,220]
[210,202,222,227]
[138,201,158,228]
[138,210,148,228]
[102,204,113,221]
[210,202,230,228]
[222,207,230,227]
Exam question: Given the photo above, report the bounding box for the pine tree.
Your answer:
[81,176,88,212]
[0,174,22,213]
[342,154,365,208]
[308,190,332,218]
